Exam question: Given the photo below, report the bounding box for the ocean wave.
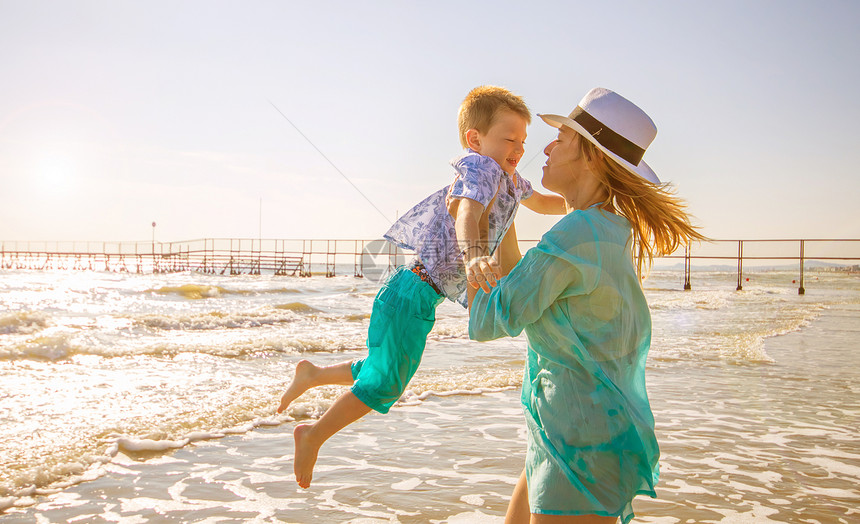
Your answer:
[428,319,469,339]
[0,332,368,361]
[647,289,734,311]
[750,304,825,355]
[0,334,81,361]
[0,311,50,335]
[130,301,330,332]
[650,302,826,363]
[146,284,303,300]
[401,368,523,404]
[147,284,227,299]
[273,302,321,314]
[238,335,366,355]
[135,307,311,331]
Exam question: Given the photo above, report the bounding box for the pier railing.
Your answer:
[663,239,860,294]
[0,239,404,278]
[1,238,858,293]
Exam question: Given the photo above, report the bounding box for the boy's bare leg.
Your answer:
[277,360,354,413]
[293,391,371,488]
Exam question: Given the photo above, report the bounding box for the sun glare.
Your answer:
[36,150,76,191]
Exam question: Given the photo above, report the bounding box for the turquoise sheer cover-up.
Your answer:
[469,207,659,523]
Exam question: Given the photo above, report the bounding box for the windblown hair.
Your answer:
[578,135,707,278]
[457,86,531,149]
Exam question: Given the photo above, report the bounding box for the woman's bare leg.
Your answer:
[507,467,618,524]
[277,360,354,413]
[505,468,530,524]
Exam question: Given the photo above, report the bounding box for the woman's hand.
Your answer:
[465,255,501,293]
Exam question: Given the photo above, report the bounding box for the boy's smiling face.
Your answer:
[467,110,528,175]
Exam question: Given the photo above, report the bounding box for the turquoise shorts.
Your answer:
[351,266,443,414]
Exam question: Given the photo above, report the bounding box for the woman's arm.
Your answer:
[468,224,600,341]
[521,190,568,215]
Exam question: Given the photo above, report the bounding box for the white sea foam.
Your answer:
[391,477,422,491]
[0,311,50,335]
[806,457,860,480]
[116,438,191,452]
[460,494,486,506]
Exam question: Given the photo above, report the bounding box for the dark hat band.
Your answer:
[571,106,646,166]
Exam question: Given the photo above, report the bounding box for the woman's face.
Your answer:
[540,128,587,195]
[541,128,607,210]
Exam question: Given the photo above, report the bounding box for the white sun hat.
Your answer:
[539,88,660,184]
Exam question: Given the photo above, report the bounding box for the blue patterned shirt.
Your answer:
[384,151,534,307]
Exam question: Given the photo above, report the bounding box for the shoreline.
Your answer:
[2,391,527,523]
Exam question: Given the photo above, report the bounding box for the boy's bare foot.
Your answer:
[277,360,320,413]
[293,423,320,488]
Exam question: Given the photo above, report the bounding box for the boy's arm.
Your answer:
[521,190,568,215]
[449,196,501,295]
[496,221,523,276]
[468,221,523,308]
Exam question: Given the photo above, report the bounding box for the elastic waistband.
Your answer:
[408,260,444,297]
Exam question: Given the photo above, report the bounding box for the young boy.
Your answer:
[277,86,565,488]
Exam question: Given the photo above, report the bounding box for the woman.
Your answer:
[468,88,704,523]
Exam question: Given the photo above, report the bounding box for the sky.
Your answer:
[1,0,859,248]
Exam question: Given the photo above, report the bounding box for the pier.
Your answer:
[0,239,406,278]
[1,238,859,293]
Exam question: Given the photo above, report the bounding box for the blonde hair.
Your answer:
[457,86,531,149]
[577,135,707,278]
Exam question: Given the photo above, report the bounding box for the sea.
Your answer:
[0,264,858,523]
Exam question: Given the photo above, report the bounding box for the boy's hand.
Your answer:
[465,255,501,293]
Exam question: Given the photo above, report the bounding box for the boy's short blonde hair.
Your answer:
[457,86,531,149]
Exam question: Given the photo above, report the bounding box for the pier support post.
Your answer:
[301,240,312,277]
[326,240,336,277]
[354,240,363,278]
[683,245,692,290]
[736,240,744,291]
[798,240,805,295]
